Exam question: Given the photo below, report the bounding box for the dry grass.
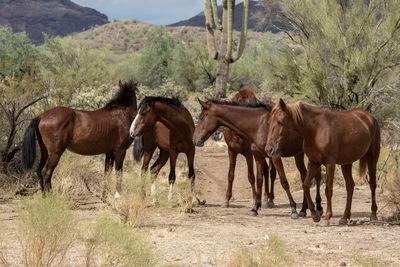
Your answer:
[84,215,155,267]
[17,193,77,267]
[352,253,394,267]
[226,234,293,267]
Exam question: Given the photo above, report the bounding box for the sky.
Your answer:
[72,0,205,25]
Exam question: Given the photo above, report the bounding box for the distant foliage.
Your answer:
[258,0,400,120]
[138,79,188,101]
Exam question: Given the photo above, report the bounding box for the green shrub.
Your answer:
[18,193,77,267]
[85,215,155,267]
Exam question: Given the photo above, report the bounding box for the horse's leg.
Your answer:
[187,148,202,206]
[294,153,308,217]
[267,158,276,208]
[366,156,378,221]
[101,153,114,200]
[41,152,63,192]
[272,157,298,219]
[140,140,156,196]
[303,161,321,222]
[167,149,178,202]
[249,154,264,216]
[113,150,127,198]
[244,151,256,207]
[149,149,169,203]
[36,136,48,192]
[315,167,323,215]
[339,164,355,225]
[262,158,270,207]
[324,163,335,226]
[223,148,237,208]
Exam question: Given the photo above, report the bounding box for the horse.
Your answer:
[222,87,277,208]
[266,99,380,225]
[129,96,199,203]
[22,80,138,197]
[193,99,323,218]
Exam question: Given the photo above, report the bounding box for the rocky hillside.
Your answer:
[0,0,108,44]
[169,0,288,33]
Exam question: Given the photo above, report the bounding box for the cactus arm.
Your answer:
[232,0,249,62]
[204,0,218,59]
[226,0,235,61]
[211,0,222,30]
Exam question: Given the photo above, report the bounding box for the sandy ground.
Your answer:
[0,144,399,266]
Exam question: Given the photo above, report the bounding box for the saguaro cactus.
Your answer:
[204,0,249,98]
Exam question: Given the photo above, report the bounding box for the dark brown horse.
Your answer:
[266,100,380,225]
[22,80,138,196]
[223,88,276,208]
[193,99,322,218]
[129,97,198,202]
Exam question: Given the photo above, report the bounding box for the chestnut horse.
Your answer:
[193,99,323,217]
[266,100,380,225]
[222,88,277,208]
[129,96,198,202]
[22,80,138,196]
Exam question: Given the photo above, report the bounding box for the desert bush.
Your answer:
[17,193,77,267]
[85,215,154,267]
[226,234,293,267]
[70,83,114,109]
[138,79,188,100]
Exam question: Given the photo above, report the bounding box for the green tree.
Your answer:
[259,0,400,117]
[135,28,177,88]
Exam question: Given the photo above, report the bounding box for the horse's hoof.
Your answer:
[249,210,258,216]
[266,201,275,208]
[299,211,307,218]
[291,212,299,220]
[312,214,321,223]
[221,203,229,208]
[339,217,348,225]
[324,219,330,227]
[114,192,120,199]
[185,208,195,213]
[370,215,378,221]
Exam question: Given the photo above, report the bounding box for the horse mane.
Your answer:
[138,96,182,114]
[207,98,272,112]
[105,80,138,109]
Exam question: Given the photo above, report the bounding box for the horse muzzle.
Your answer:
[192,137,204,147]
[266,145,280,158]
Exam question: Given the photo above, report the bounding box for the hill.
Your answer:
[169,0,287,33]
[0,0,108,44]
[68,20,266,53]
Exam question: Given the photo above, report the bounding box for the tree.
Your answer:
[204,0,250,98]
[258,0,400,116]
[0,27,46,171]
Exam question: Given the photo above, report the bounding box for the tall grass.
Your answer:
[17,193,77,267]
[226,234,293,267]
[85,215,155,267]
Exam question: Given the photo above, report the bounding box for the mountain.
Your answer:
[169,0,286,33]
[0,0,109,44]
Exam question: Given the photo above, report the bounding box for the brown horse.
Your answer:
[22,80,138,196]
[222,88,276,208]
[193,99,323,218]
[129,96,198,202]
[266,100,380,225]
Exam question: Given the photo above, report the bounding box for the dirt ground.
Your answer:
[0,143,399,266]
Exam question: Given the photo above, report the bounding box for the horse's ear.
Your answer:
[279,99,287,110]
[197,98,210,109]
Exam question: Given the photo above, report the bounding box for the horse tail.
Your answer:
[133,135,144,162]
[359,157,368,182]
[22,117,40,170]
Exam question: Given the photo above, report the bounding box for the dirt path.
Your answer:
[0,144,399,266]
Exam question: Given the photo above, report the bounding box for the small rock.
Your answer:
[340,261,347,266]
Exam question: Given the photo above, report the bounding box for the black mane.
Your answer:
[105,80,138,109]
[138,96,181,114]
[207,98,272,112]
